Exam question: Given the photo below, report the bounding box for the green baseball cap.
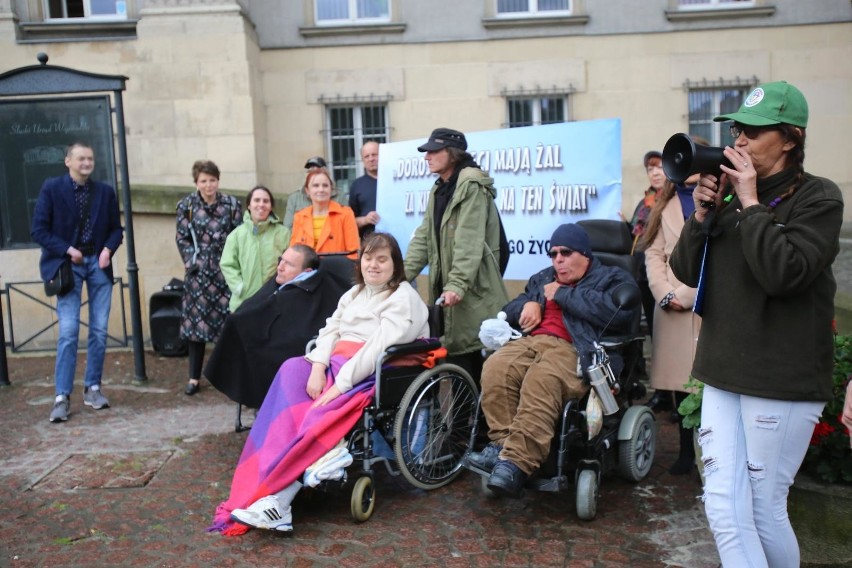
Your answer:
[714,81,808,128]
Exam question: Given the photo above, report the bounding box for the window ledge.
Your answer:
[299,22,406,38]
[17,20,137,44]
[665,6,775,22]
[482,14,589,29]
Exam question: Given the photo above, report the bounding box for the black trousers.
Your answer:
[188,340,206,380]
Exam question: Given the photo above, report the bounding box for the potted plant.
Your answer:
[677,377,704,482]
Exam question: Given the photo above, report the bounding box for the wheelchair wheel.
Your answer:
[393,364,478,490]
[350,476,375,522]
[618,406,656,481]
[575,469,598,521]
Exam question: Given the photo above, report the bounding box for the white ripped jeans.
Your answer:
[698,385,824,568]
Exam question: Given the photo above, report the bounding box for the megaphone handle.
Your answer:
[700,206,717,236]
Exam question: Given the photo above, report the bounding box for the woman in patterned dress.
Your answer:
[176,160,242,395]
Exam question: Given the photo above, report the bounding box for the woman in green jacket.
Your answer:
[221,185,291,312]
[404,128,509,380]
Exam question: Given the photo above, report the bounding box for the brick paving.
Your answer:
[2,225,848,567]
[0,350,720,568]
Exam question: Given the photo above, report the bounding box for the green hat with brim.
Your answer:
[713,81,808,128]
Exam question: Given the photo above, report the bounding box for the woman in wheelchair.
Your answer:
[210,232,429,535]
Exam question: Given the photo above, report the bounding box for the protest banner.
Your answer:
[375,119,622,280]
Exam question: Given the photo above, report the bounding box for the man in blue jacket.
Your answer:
[31,142,123,423]
[467,223,637,497]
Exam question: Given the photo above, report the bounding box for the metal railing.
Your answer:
[1,278,128,353]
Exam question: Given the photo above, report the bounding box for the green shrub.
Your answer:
[677,377,703,430]
[802,334,852,484]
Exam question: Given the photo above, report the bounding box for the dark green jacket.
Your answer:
[670,169,844,401]
[404,167,509,355]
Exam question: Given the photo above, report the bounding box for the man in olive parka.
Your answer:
[404,128,509,379]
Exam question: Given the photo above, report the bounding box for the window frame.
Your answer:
[495,0,572,18]
[314,0,391,26]
[43,0,129,21]
[324,103,389,193]
[505,95,570,128]
[677,0,755,9]
[686,86,752,147]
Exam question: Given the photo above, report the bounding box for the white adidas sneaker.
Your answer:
[230,495,293,532]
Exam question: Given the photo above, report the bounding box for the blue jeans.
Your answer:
[699,385,824,568]
[54,256,113,396]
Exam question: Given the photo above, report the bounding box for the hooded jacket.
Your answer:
[220,210,291,312]
[404,166,509,355]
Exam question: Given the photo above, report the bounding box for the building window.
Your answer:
[687,87,750,146]
[678,0,754,8]
[497,0,571,16]
[507,96,568,128]
[325,104,388,192]
[45,0,128,19]
[316,0,389,24]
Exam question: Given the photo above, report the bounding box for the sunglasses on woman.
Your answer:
[730,123,779,140]
[548,248,576,259]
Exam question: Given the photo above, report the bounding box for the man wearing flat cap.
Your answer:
[467,223,638,498]
[282,156,348,230]
[404,127,508,380]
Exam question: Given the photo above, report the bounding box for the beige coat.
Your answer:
[645,197,701,393]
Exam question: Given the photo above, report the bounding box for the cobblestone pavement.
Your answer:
[3,226,848,567]
[0,351,720,568]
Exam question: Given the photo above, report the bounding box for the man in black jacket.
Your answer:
[467,224,638,497]
[205,245,353,408]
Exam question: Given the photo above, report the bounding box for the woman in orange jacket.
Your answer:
[290,167,360,259]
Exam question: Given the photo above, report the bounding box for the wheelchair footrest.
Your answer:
[529,475,569,493]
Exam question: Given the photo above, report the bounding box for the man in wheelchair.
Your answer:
[467,223,639,497]
[205,244,353,410]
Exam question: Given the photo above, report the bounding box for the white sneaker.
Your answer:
[230,495,293,532]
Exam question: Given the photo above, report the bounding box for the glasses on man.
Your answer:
[548,248,576,259]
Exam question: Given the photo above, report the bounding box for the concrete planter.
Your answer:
[789,474,852,567]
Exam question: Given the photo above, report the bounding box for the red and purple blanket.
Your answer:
[209,354,374,535]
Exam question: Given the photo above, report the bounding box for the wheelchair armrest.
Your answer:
[383,338,442,357]
[305,336,318,355]
[599,334,644,349]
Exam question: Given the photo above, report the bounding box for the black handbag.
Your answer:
[44,259,74,297]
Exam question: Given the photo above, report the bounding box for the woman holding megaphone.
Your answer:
[669,82,844,568]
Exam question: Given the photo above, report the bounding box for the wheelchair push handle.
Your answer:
[586,282,641,416]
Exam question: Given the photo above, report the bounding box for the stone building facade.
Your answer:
[0,0,849,348]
